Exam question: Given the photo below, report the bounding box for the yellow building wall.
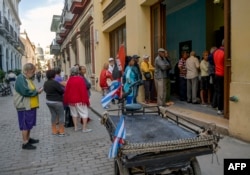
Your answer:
[229,0,250,142]
[94,0,154,102]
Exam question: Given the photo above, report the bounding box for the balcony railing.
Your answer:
[4,17,9,31]
[69,0,90,14]
[103,0,125,22]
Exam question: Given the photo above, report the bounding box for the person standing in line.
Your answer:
[200,51,210,106]
[164,50,174,106]
[14,63,43,150]
[186,51,200,104]
[140,55,155,104]
[123,56,136,104]
[79,65,92,97]
[208,46,217,108]
[178,51,188,101]
[154,48,171,106]
[213,40,225,115]
[64,66,92,132]
[132,54,142,103]
[43,69,65,136]
[99,63,113,97]
[7,70,17,95]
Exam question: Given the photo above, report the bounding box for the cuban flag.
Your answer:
[101,80,121,108]
[108,115,126,158]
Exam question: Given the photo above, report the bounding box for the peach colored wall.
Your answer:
[229,0,250,142]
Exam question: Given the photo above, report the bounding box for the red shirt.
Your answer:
[63,76,90,106]
[99,69,112,88]
[213,47,224,76]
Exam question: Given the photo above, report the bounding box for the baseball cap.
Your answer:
[158,48,166,52]
[108,57,114,61]
[143,55,150,59]
[132,54,140,59]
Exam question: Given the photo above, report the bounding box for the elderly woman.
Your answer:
[140,55,155,104]
[64,66,92,133]
[14,63,43,150]
[43,69,65,136]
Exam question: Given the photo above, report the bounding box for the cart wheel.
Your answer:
[114,158,131,175]
[189,157,201,175]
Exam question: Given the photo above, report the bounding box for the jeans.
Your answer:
[179,77,187,101]
[143,79,154,101]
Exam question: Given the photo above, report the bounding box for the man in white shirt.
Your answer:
[186,51,200,104]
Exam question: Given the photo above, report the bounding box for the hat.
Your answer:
[70,66,79,75]
[143,55,150,59]
[108,57,114,61]
[132,55,140,59]
[158,48,165,52]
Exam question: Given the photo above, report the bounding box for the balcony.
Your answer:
[50,39,61,55]
[103,0,125,22]
[62,11,76,29]
[69,0,90,14]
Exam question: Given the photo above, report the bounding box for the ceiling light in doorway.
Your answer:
[213,0,220,4]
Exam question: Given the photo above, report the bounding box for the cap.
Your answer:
[70,66,79,75]
[108,57,114,61]
[143,55,150,59]
[132,55,140,59]
[158,48,165,52]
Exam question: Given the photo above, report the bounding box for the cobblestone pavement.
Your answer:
[0,81,113,175]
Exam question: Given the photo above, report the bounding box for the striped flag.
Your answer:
[108,115,126,158]
[101,80,121,108]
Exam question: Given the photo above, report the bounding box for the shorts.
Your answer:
[17,108,37,130]
[69,103,88,118]
[200,76,209,90]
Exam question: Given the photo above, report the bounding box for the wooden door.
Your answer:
[224,0,231,119]
[151,2,166,62]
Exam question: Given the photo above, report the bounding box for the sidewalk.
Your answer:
[89,90,229,136]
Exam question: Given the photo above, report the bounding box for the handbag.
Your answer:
[144,72,151,80]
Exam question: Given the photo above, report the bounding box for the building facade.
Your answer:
[51,0,250,142]
[51,0,94,83]
[19,30,36,67]
[0,0,23,72]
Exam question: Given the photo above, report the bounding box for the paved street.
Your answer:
[0,80,250,175]
[0,81,113,175]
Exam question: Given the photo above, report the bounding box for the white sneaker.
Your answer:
[82,129,92,133]
[217,110,224,115]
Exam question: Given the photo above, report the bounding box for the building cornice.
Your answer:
[6,0,22,25]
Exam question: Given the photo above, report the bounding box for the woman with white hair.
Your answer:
[14,63,43,150]
[63,66,92,132]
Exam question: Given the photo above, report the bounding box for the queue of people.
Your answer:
[99,41,224,116]
[177,39,225,115]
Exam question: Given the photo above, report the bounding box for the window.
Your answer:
[109,24,126,58]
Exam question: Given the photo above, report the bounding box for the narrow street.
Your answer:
[0,80,249,175]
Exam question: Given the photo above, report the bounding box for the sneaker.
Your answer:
[217,110,224,115]
[22,143,36,150]
[58,133,65,137]
[82,129,92,133]
[28,138,39,144]
[74,128,82,132]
